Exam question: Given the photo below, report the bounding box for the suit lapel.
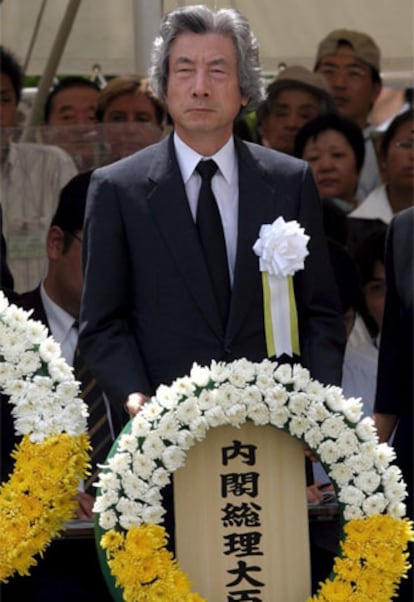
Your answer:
[146,136,224,337]
[226,140,276,342]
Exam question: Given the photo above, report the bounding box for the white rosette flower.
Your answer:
[307,401,331,423]
[288,392,309,415]
[317,439,342,465]
[188,416,209,441]
[292,365,311,390]
[170,376,195,399]
[373,442,396,470]
[243,384,263,405]
[289,415,308,438]
[96,471,121,492]
[150,466,170,489]
[131,414,152,439]
[343,505,364,521]
[336,430,360,455]
[141,504,165,525]
[142,432,166,460]
[119,514,142,530]
[39,337,62,363]
[384,481,407,503]
[270,407,290,428]
[304,426,324,449]
[264,385,289,409]
[253,217,309,277]
[141,399,164,423]
[341,397,363,424]
[176,427,195,450]
[156,383,182,409]
[99,510,118,530]
[117,433,139,454]
[122,472,148,500]
[204,405,227,428]
[382,464,404,487]
[107,452,132,476]
[209,360,231,383]
[93,488,120,513]
[387,501,407,519]
[175,397,202,425]
[157,413,180,443]
[274,364,294,385]
[228,358,256,387]
[321,415,346,440]
[324,387,346,413]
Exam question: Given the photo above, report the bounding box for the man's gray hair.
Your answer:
[149,4,264,116]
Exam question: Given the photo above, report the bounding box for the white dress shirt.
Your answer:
[173,132,238,284]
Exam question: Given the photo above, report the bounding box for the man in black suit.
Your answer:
[374,207,414,602]
[79,5,345,421]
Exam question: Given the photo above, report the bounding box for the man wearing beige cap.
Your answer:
[256,65,336,155]
[314,29,383,200]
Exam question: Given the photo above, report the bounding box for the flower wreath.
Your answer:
[95,358,413,602]
[0,292,90,582]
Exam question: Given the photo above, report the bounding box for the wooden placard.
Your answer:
[174,423,311,601]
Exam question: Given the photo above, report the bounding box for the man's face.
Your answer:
[47,86,98,126]
[0,73,18,128]
[316,47,381,128]
[260,88,321,154]
[166,32,248,152]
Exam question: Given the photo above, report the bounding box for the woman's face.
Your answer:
[302,129,359,205]
[364,260,386,331]
[383,119,414,191]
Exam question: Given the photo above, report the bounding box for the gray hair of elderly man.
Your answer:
[149,4,264,116]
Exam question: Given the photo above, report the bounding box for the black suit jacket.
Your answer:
[79,134,345,407]
[375,207,413,508]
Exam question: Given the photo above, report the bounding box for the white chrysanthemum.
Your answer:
[176,428,195,450]
[387,501,407,519]
[226,403,248,427]
[329,463,353,486]
[288,392,308,415]
[189,416,209,441]
[116,497,144,516]
[142,432,166,459]
[336,430,359,455]
[209,360,231,383]
[255,373,274,391]
[270,407,290,428]
[229,358,256,387]
[342,397,363,424]
[264,385,288,409]
[2,332,28,361]
[141,399,164,422]
[343,505,364,521]
[384,481,407,503]
[4,304,31,329]
[374,442,396,470]
[321,415,346,440]
[190,363,211,387]
[247,402,270,425]
[96,471,121,492]
[162,445,186,471]
[292,365,310,390]
[131,414,151,438]
[39,337,62,362]
[119,514,142,530]
[157,413,180,443]
[175,397,202,424]
[24,319,49,344]
[354,470,381,494]
[362,493,387,516]
[98,509,118,530]
[345,452,374,474]
[122,472,148,500]
[171,375,195,398]
[141,504,165,525]
[318,440,342,465]
[151,466,170,488]
[382,465,404,486]
[132,453,156,480]
[17,351,42,375]
[305,380,325,397]
[48,357,73,381]
[355,416,378,442]
[204,405,227,428]
[324,386,346,412]
[338,485,365,507]
[304,426,324,449]
[307,402,330,423]
[196,388,215,411]
[156,383,181,409]
[107,452,133,475]
[244,385,263,405]
[289,415,308,437]
[116,433,138,454]
[93,489,120,512]
[142,486,163,506]
[274,364,293,385]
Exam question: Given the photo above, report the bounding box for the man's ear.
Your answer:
[46,225,65,260]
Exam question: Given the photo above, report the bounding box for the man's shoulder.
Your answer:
[237,138,307,175]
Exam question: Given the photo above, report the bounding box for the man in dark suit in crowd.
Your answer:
[374,206,414,602]
[79,5,345,420]
[1,171,118,601]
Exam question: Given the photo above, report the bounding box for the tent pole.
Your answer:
[22,0,82,141]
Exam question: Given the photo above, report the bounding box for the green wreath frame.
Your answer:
[94,359,413,602]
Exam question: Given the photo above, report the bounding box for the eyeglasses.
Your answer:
[69,231,83,243]
[395,139,414,150]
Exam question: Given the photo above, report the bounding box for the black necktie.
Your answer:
[73,346,113,494]
[196,159,230,326]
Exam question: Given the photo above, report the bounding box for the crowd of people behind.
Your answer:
[0,8,413,601]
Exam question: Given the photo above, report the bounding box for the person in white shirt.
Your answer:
[0,45,77,293]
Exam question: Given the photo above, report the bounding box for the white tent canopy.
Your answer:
[1,0,413,85]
